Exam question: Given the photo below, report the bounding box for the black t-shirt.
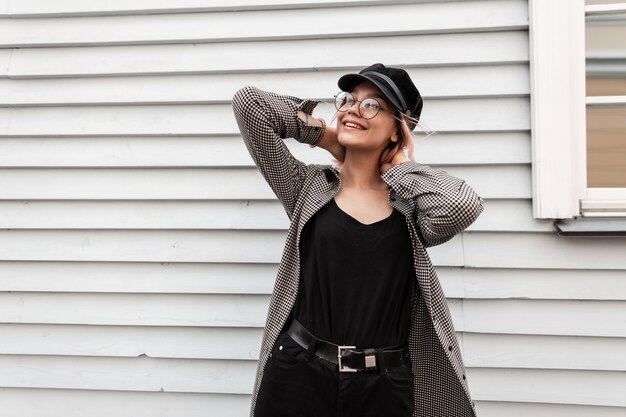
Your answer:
[292,197,415,349]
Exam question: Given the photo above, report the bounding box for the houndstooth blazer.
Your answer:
[231,85,484,417]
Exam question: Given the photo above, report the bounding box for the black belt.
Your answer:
[285,318,410,373]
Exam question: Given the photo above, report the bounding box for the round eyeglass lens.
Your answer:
[360,98,381,119]
[335,91,353,111]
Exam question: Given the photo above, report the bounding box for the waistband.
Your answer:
[286,318,410,373]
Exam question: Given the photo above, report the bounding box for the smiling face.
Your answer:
[336,80,399,153]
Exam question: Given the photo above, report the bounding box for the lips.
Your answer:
[342,118,367,130]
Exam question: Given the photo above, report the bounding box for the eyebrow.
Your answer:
[351,91,386,100]
[369,93,386,100]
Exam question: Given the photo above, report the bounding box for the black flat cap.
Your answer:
[337,63,423,131]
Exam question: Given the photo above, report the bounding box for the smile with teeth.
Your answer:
[344,122,365,130]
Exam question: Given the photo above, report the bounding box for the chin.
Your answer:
[337,133,381,151]
[338,130,368,144]
[337,136,361,148]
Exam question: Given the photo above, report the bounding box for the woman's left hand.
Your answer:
[380,147,410,174]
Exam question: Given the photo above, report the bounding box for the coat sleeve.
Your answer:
[381,160,484,248]
[231,86,324,218]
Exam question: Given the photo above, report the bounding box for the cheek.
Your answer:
[368,121,394,139]
[377,121,398,142]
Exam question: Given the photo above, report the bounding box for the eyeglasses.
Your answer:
[333,91,392,120]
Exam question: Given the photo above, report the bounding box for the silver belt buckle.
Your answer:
[337,345,357,373]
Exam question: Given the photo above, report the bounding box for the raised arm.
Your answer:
[381,161,484,248]
[231,86,324,218]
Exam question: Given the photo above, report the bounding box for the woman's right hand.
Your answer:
[297,111,345,163]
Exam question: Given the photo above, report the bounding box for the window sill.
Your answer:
[554,217,626,237]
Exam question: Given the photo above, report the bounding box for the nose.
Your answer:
[346,99,362,117]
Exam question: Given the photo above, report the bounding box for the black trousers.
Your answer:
[254,330,415,417]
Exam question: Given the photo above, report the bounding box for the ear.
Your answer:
[391,129,399,143]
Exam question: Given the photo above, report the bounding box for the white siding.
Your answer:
[0,1,624,417]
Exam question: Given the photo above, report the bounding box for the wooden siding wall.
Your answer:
[0,0,625,416]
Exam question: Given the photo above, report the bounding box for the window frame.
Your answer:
[528,0,626,220]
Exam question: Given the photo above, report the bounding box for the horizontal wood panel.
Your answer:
[0,0,465,17]
[470,367,626,407]
[0,230,294,263]
[465,231,626,269]
[2,323,624,371]
[0,133,530,167]
[0,227,462,264]
[471,199,550,231]
[0,387,251,417]
[0,65,529,106]
[0,52,9,74]
[0,198,548,232]
[459,267,626,300]
[0,165,530,200]
[0,324,265,360]
[476,401,626,417]
[0,355,256,394]
[0,1,528,47]
[424,267,626,300]
[463,299,626,337]
[0,261,277,294]
[463,333,626,371]
[0,98,530,135]
[0,293,272,327]
[1,293,624,336]
[1,31,529,78]
[2,262,623,300]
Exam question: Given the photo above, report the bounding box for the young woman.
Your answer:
[231,63,484,417]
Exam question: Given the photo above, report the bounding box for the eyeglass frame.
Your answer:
[333,90,420,132]
[333,91,404,123]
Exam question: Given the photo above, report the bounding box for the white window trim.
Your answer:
[528,0,587,219]
[528,0,626,220]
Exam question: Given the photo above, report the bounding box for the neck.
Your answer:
[338,148,389,191]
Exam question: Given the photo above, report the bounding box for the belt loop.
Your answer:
[304,337,317,361]
[376,349,384,372]
[363,347,378,371]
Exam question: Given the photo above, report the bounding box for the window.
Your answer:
[583,0,626,216]
[528,0,626,223]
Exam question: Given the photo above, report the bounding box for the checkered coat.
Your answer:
[232,85,484,417]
